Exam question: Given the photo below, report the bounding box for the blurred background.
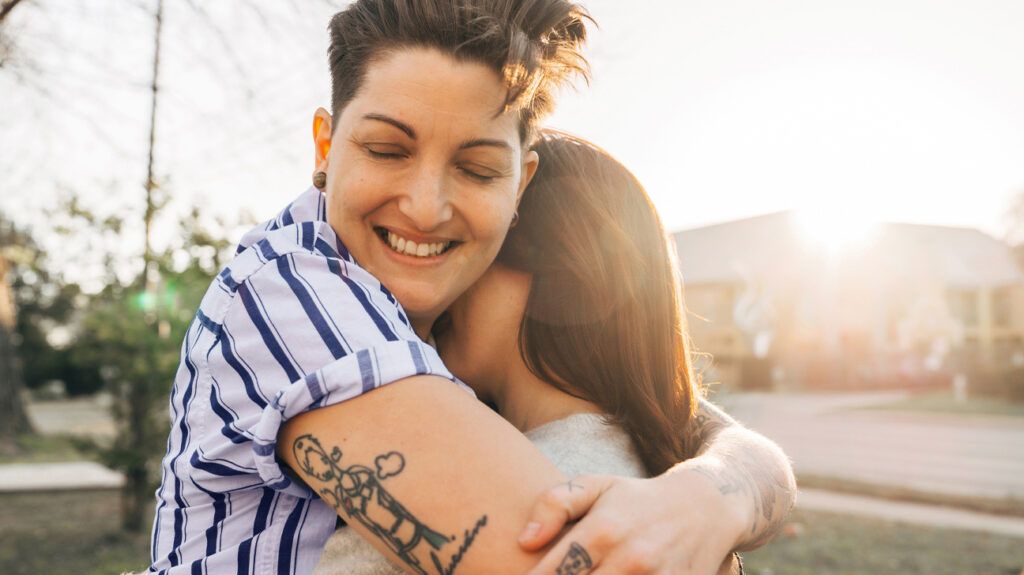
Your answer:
[1,1,1023,574]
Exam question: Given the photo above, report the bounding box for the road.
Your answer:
[720,392,1024,501]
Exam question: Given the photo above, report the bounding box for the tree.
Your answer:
[60,198,239,530]
[0,233,34,451]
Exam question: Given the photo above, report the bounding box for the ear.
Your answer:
[313,107,334,170]
[516,149,540,205]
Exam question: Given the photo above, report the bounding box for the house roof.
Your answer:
[672,211,1024,288]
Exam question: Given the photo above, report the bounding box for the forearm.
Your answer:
[675,398,796,551]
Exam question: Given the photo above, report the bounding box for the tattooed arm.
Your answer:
[278,375,569,575]
[680,397,796,551]
[520,397,794,574]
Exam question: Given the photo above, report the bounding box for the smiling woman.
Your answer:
[148,1,595,574]
[313,47,536,331]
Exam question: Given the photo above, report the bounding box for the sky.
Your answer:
[3,0,1024,251]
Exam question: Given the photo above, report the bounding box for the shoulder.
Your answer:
[200,218,409,340]
[526,413,648,478]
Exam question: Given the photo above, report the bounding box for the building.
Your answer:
[674,212,1024,389]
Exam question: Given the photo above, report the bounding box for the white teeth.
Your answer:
[384,230,451,258]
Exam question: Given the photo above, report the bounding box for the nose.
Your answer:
[397,164,454,231]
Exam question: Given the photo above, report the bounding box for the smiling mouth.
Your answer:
[375,227,460,258]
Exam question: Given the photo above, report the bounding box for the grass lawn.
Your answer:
[0,434,95,465]
[856,391,1024,418]
[743,509,1024,575]
[1,492,1023,575]
[0,490,151,575]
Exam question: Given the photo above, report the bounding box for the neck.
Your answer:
[489,355,601,434]
[412,316,436,341]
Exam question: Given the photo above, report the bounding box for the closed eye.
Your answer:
[364,144,408,160]
[459,167,497,183]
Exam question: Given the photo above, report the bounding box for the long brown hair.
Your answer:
[498,131,698,475]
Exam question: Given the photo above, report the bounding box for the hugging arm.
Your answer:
[519,396,795,574]
[679,396,796,551]
[279,376,570,575]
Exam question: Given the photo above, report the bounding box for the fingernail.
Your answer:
[519,522,541,542]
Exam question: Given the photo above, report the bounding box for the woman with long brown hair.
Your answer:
[440,130,698,476]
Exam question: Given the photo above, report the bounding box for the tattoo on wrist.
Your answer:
[292,434,487,575]
[689,447,793,550]
[556,542,593,575]
[683,398,794,550]
[563,478,584,493]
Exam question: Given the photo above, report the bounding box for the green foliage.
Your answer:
[57,200,240,530]
[8,195,244,530]
[1,214,102,396]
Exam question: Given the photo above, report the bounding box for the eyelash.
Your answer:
[459,167,497,184]
[365,146,497,183]
[366,148,407,160]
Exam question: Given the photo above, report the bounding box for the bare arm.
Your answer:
[678,396,796,551]
[278,375,569,574]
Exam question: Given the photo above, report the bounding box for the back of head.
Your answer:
[499,131,698,475]
[328,0,590,142]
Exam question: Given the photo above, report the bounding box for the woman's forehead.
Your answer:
[343,48,521,146]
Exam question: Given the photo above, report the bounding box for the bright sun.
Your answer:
[796,206,878,254]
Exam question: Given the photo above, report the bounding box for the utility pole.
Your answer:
[119,0,164,533]
[143,0,163,272]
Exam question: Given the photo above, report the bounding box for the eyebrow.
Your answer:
[361,113,513,152]
[362,113,416,139]
[458,138,512,152]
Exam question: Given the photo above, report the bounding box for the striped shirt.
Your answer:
[149,187,467,574]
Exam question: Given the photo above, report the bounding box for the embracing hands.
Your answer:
[517,472,747,575]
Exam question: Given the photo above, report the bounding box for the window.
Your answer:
[993,287,1013,328]
[947,289,979,327]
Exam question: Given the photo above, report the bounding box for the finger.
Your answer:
[518,475,614,550]
[526,538,598,575]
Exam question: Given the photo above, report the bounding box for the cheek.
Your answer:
[461,189,517,253]
[327,150,394,222]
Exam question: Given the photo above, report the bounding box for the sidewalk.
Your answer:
[797,488,1024,539]
[0,461,123,492]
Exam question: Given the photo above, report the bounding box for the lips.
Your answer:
[375,227,459,258]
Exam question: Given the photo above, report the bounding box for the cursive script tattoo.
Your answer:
[292,434,487,574]
[556,542,593,575]
[431,515,488,575]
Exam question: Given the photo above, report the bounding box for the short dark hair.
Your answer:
[327,0,590,143]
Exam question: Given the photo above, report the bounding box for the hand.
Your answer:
[517,472,746,574]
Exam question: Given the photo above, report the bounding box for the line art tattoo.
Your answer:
[556,542,593,575]
[293,434,487,574]
[564,478,584,492]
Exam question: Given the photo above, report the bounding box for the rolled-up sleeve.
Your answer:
[194,249,466,498]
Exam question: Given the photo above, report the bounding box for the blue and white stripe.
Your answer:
[149,187,467,574]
